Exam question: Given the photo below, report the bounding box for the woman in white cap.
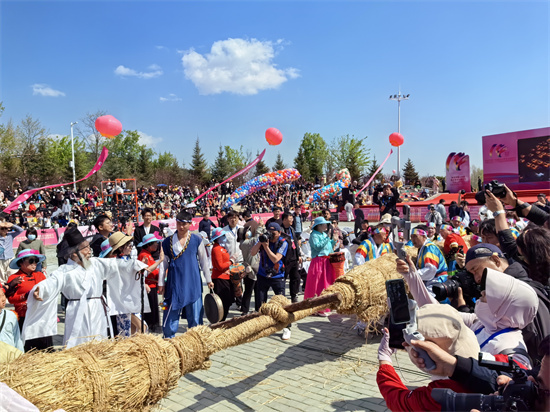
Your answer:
[305,217,338,316]
[377,304,482,411]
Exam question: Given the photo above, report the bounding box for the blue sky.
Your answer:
[1,0,548,177]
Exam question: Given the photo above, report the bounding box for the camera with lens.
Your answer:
[432,355,539,412]
[475,180,507,205]
[432,270,481,303]
[264,267,277,278]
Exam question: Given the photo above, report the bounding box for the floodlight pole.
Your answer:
[389,92,409,178]
[70,122,78,191]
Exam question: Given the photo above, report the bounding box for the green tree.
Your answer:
[190,137,209,184]
[211,145,229,182]
[293,145,309,181]
[294,132,328,182]
[470,165,483,191]
[153,152,182,186]
[329,135,370,181]
[103,130,148,180]
[16,115,47,185]
[255,151,269,175]
[402,158,419,186]
[272,152,286,171]
[366,155,384,182]
[0,110,20,187]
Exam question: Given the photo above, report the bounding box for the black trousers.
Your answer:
[143,287,160,330]
[18,317,53,352]
[285,260,300,300]
[241,276,256,314]
[213,278,234,321]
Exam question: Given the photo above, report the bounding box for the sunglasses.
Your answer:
[26,258,40,264]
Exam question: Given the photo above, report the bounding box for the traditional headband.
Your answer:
[440,224,453,231]
[473,235,482,242]
[372,227,387,235]
[411,228,427,236]
[451,216,462,222]
[427,222,436,228]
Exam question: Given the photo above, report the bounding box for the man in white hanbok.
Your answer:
[22,227,148,349]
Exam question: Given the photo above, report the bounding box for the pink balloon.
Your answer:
[392,169,397,174]
[389,132,404,147]
[265,127,283,146]
[95,115,123,139]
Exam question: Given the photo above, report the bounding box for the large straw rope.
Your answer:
[0,253,402,412]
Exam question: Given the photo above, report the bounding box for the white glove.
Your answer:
[378,327,396,363]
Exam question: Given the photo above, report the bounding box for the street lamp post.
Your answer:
[389,92,410,178]
[70,121,78,191]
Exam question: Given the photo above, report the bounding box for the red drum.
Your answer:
[230,264,245,298]
[329,252,346,279]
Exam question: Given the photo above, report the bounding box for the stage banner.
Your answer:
[445,152,471,193]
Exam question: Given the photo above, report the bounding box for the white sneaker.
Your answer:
[281,328,291,340]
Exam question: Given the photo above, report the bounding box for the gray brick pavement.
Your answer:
[11,243,432,412]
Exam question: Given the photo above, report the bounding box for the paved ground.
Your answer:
[11,220,431,411]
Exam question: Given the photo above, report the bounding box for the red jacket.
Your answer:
[212,244,231,280]
[138,251,159,288]
[7,270,46,318]
[377,364,473,412]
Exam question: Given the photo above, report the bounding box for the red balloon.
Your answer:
[265,127,283,146]
[389,132,404,147]
[95,115,123,139]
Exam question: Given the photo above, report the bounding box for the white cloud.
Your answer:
[160,93,182,102]
[155,45,168,51]
[114,64,163,79]
[137,131,162,147]
[181,38,300,95]
[31,84,66,97]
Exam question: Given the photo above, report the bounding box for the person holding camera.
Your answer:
[250,222,291,340]
[425,204,443,228]
[376,304,480,412]
[398,252,537,369]
[407,335,550,411]
[373,183,400,217]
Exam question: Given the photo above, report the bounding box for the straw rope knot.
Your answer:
[259,295,293,325]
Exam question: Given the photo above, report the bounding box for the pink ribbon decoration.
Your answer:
[193,148,267,202]
[2,147,109,214]
[356,149,393,196]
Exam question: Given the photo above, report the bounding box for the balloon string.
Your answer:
[2,147,109,214]
[193,148,267,203]
[355,149,393,196]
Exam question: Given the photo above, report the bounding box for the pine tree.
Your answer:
[190,137,209,183]
[211,145,229,182]
[402,158,419,186]
[366,155,384,182]
[255,151,269,175]
[272,152,286,171]
[293,145,309,181]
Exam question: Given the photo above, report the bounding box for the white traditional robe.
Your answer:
[23,257,148,349]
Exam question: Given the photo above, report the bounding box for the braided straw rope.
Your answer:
[0,253,402,411]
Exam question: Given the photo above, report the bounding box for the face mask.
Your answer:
[474,300,494,328]
[27,234,36,241]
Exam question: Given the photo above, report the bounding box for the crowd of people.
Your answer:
[0,179,549,411]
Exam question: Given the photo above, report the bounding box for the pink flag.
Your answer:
[2,147,109,213]
[356,149,393,196]
[193,149,266,202]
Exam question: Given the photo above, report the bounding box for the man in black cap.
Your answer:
[281,213,302,303]
[158,210,213,338]
[251,222,292,340]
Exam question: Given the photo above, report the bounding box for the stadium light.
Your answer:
[388,92,410,178]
